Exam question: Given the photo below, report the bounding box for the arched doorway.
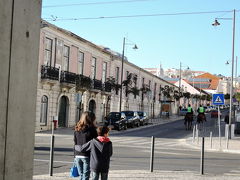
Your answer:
[58,96,69,127]
[88,99,96,114]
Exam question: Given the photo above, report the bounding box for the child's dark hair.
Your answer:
[97,126,110,136]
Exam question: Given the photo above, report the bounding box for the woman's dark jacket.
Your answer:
[74,126,97,157]
[75,139,113,173]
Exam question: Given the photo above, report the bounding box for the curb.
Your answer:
[185,137,240,154]
[33,170,240,180]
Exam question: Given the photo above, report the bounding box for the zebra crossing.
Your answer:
[110,136,198,154]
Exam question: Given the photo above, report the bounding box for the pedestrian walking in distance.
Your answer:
[75,126,113,180]
[74,111,98,180]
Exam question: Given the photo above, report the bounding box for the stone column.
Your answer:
[0,0,42,179]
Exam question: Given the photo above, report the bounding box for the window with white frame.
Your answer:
[78,51,84,75]
[91,57,97,79]
[102,62,107,83]
[63,45,70,71]
[44,38,53,65]
[40,95,48,125]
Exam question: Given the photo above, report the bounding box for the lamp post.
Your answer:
[179,63,189,99]
[178,62,189,112]
[119,37,138,112]
[212,9,236,138]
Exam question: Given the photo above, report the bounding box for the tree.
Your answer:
[183,92,191,99]
[127,87,140,97]
[161,85,173,99]
[224,93,230,100]
[173,90,181,101]
[105,76,121,94]
[235,92,240,102]
[140,84,151,102]
[123,73,140,98]
[206,94,211,101]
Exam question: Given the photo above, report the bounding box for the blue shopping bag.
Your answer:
[70,161,79,177]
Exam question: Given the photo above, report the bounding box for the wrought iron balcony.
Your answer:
[103,82,112,92]
[93,79,103,90]
[41,65,59,81]
[76,74,92,90]
[60,71,77,84]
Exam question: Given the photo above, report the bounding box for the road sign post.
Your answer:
[212,94,225,106]
[212,94,225,148]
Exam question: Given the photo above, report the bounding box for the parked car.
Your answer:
[137,111,149,125]
[179,108,188,116]
[104,112,127,131]
[121,111,141,128]
[210,110,222,118]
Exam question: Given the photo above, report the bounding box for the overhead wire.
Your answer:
[42,10,238,21]
[43,0,156,8]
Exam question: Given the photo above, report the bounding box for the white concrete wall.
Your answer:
[0,0,42,179]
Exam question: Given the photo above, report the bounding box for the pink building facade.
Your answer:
[36,21,178,131]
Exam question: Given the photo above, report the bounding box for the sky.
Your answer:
[42,0,240,76]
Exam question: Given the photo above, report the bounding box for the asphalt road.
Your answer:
[34,112,240,176]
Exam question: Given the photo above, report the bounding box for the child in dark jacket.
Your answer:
[75,126,113,180]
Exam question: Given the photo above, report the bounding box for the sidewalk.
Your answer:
[33,170,240,180]
[186,134,240,154]
[35,115,183,136]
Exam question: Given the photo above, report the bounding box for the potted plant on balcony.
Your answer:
[76,74,92,91]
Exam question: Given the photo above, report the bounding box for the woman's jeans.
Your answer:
[91,172,108,180]
[75,157,90,180]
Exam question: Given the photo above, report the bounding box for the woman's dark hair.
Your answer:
[97,126,110,136]
[75,111,96,131]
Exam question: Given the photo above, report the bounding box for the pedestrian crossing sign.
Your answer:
[212,94,225,105]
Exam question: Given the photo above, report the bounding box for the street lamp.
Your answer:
[212,9,236,138]
[119,37,138,112]
[178,62,189,112]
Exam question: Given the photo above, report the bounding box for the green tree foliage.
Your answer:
[224,93,230,100]
[234,92,240,102]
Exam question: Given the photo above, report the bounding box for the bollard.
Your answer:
[210,131,212,149]
[49,120,55,176]
[150,136,155,172]
[226,126,229,149]
[200,137,205,175]
[192,125,196,142]
[196,126,199,144]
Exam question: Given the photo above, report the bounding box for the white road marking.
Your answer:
[34,159,72,164]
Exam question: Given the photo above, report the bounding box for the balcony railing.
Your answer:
[41,65,59,81]
[103,82,112,92]
[76,74,92,90]
[41,67,112,93]
[60,71,77,84]
[93,79,103,90]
